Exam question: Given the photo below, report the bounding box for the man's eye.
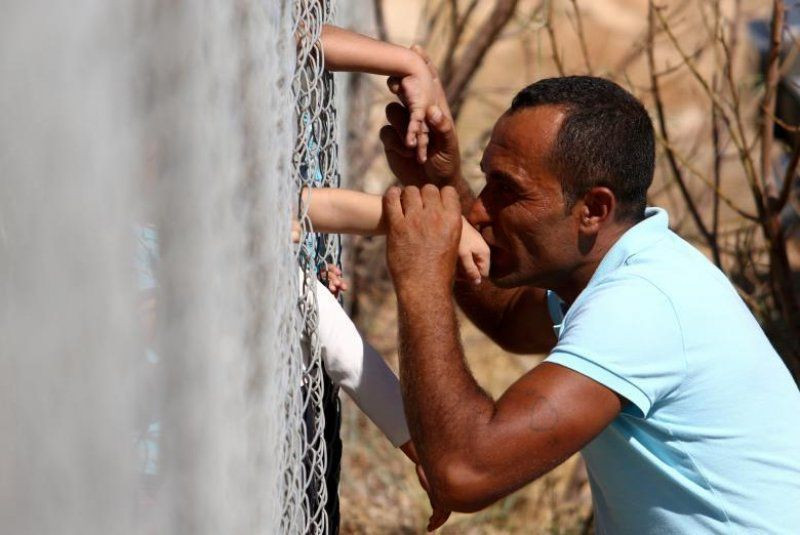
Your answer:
[495,181,513,195]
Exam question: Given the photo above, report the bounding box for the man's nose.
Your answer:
[467,194,491,229]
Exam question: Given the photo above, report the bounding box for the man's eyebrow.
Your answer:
[488,168,523,187]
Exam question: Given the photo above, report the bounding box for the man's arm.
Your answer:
[453,281,556,354]
[384,186,622,512]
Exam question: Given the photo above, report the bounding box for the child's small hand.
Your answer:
[458,217,490,285]
[291,219,302,243]
[395,55,437,164]
[322,264,349,298]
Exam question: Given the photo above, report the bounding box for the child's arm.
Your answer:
[322,25,424,78]
[313,277,450,529]
[321,25,434,162]
[302,187,384,236]
[303,187,490,284]
[312,275,410,446]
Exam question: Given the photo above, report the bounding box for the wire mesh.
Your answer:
[281,0,342,533]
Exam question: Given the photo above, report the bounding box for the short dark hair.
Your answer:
[509,76,654,222]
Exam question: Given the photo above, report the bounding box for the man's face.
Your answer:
[468,105,581,289]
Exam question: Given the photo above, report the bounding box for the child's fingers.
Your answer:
[416,121,429,163]
[291,220,301,243]
[416,131,428,163]
[459,251,482,285]
[406,120,419,148]
[407,109,426,147]
[475,249,490,278]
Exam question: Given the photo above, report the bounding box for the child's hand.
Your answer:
[322,264,349,298]
[458,217,490,285]
[291,219,302,243]
[395,56,437,164]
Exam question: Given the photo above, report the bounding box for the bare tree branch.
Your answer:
[441,0,481,82]
[775,141,800,213]
[647,1,715,249]
[545,0,565,76]
[444,0,522,119]
[373,0,388,42]
[568,0,593,75]
[761,0,784,201]
[711,77,723,268]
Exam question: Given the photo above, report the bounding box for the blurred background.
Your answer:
[336,1,800,532]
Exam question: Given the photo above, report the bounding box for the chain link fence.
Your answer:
[282,0,343,533]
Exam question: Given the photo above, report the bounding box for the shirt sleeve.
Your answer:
[313,280,410,446]
[545,276,686,418]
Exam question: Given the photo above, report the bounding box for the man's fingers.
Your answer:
[420,183,440,209]
[401,186,423,213]
[383,187,404,228]
[427,105,453,135]
[387,75,402,94]
[427,105,459,157]
[441,185,461,213]
[386,102,411,136]
[427,507,451,532]
[380,125,415,158]
[416,463,431,492]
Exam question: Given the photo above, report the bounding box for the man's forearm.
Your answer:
[395,283,494,491]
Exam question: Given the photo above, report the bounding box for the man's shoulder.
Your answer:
[588,232,736,317]
[572,268,677,320]
[563,271,684,353]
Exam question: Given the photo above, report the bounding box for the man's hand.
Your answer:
[381,46,460,188]
[400,440,452,531]
[383,185,463,291]
[380,103,460,188]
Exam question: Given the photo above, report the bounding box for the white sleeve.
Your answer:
[313,280,410,447]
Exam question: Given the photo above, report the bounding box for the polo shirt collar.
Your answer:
[585,207,670,289]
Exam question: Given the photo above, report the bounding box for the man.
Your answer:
[380,75,800,533]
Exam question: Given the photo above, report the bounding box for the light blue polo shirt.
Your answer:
[545,207,800,534]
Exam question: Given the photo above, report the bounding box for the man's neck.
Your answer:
[555,222,634,305]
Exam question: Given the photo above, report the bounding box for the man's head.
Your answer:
[469,76,655,291]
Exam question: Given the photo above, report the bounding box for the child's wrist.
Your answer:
[402,48,428,77]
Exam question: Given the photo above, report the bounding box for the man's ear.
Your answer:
[578,187,615,233]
